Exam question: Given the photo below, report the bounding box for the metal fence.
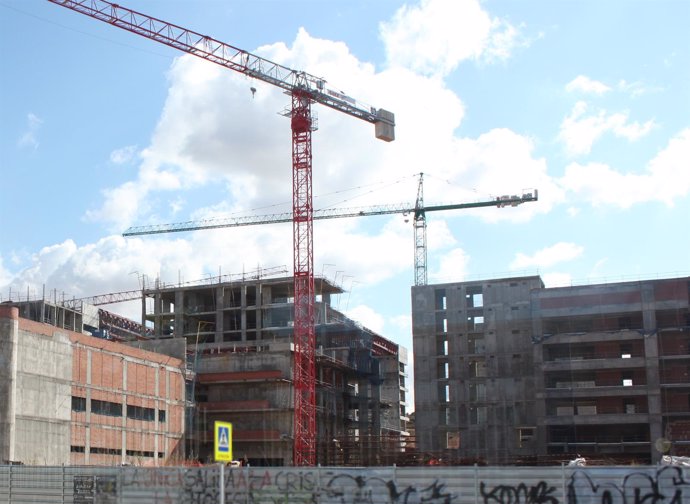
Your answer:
[0,464,688,503]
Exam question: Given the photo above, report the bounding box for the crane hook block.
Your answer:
[374,109,395,142]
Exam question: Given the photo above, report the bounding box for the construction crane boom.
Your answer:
[62,289,142,309]
[123,175,538,287]
[46,0,395,137]
[48,0,394,466]
[123,192,538,236]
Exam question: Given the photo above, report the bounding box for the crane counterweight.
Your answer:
[374,109,396,142]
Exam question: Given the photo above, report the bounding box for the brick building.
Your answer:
[0,305,186,466]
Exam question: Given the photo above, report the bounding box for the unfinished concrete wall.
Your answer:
[13,317,72,465]
[0,306,19,463]
[412,276,544,462]
[126,337,187,361]
[411,284,442,452]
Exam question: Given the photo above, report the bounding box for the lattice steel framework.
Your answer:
[290,89,316,465]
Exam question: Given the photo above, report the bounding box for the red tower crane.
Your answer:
[47,0,395,466]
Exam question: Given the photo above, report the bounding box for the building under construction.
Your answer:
[0,302,186,466]
[142,272,409,466]
[412,274,690,465]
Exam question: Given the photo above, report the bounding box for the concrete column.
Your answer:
[241,286,247,341]
[215,286,224,343]
[0,306,19,463]
[122,359,128,465]
[85,349,92,464]
[641,283,663,463]
[175,290,185,337]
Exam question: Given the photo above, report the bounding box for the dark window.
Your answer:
[619,317,632,329]
[91,399,122,417]
[70,446,85,453]
[159,410,166,423]
[71,396,86,412]
[90,447,120,455]
[126,450,154,458]
[126,405,156,421]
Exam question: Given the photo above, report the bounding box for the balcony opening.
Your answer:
[466,288,483,308]
[435,289,447,310]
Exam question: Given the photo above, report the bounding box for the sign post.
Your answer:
[214,421,233,463]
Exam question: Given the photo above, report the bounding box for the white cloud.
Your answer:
[559,128,690,207]
[110,145,138,165]
[541,272,573,288]
[429,247,470,283]
[17,113,43,150]
[510,242,584,270]
[83,181,152,232]
[427,220,457,252]
[389,314,411,335]
[617,79,663,98]
[379,0,521,76]
[345,304,385,334]
[0,257,12,291]
[565,75,611,95]
[169,197,186,216]
[449,128,564,220]
[559,101,656,156]
[316,217,411,286]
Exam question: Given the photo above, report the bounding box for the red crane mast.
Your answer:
[47,0,395,466]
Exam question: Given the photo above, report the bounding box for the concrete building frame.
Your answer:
[412,275,690,464]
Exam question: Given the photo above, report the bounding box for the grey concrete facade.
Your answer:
[0,307,19,463]
[412,276,544,463]
[413,275,690,464]
[0,306,72,465]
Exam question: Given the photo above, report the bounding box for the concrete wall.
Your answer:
[125,337,187,361]
[412,276,544,461]
[0,306,19,463]
[2,464,688,503]
[8,312,72,465]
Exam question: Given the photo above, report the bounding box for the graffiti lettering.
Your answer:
[481,481,557,504]
[325,473,456,504]
[275,469,317,492]
[567,467,689,504]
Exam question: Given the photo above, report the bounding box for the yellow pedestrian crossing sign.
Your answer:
[214,421,233,462]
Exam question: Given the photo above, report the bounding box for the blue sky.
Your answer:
[1,0,689,406]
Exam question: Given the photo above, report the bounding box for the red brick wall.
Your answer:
[70,334,186,466]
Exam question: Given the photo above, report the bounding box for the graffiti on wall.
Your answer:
[226,470,458,504]
[480,481,558,504]
[88,465,690,504]
[567,467,688,504]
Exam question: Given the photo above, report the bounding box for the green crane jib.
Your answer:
[122,195,537,236]
[123,179,538,286]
